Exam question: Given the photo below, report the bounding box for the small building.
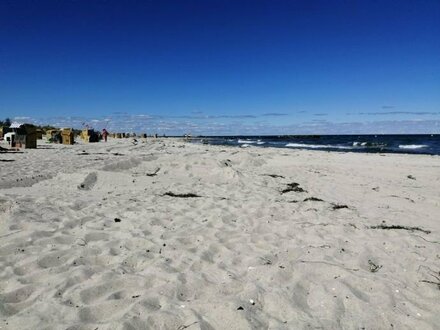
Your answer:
[61,128,75,145]
[81,129,99,143]
[0,126,11,139]
[8,122,37,148]
[81,129,92,142]
[36,129,43,139]
[46,129,60,142]
[15,131,37,148]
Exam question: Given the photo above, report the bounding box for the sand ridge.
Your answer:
[0,138,439,329]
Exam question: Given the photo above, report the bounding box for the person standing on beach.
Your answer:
[102,128,108,142]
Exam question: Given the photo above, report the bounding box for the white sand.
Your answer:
[1,138,439,329]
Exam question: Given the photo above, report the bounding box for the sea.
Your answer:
[191,134,440,156]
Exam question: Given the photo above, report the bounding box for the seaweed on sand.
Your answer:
[332,204,349,210]
[163,192,201,198]
[281,183,307,194]
[146,168,160,176]
[303,197,324,202]
[420,272,440,290]
[369,224,431,234]
[368,259,382,273]
[262,174,285,179]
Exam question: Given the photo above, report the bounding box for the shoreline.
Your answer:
[188,134,440,156]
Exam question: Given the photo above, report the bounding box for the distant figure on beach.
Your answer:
[102,128,108,142]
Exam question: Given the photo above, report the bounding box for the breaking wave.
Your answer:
[285,143,351,149]
[398,144,428,149]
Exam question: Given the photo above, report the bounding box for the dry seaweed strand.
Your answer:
[163,192,201,198]
[303,197,324,202]
[262,174,285,178]
[368,259,382,273]
[146,168,160,176]
[369,224,431,234]
[419,269,440,290]
[281,182,307,194]
[332,204,349,210]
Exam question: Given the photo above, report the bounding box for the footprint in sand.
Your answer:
[78,172,97,190]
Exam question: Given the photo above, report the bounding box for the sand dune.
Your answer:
[1,138,439,329]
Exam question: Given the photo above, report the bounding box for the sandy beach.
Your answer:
[0,138,439,329]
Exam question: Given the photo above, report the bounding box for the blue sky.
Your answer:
[1,0,439,134]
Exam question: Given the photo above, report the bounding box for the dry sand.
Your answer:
[0,138,439,329]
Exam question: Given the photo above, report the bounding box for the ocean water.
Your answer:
[192,135,440,155]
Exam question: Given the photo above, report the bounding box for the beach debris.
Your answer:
[114,218,122,223]
[262,174,285,178]
[77,172,97,190]
[75,238,87,246]
[420,271,440,290]
[296,221,329,227]
[389,194,415,203]
[332,204,349,210]
[146,168,160,176]
[309,244,331,249]
[303,197,324,202]
[412,235,440,245]
[178,322,198,330]
[420,279,440,290]
[132,295,140,298]
[0,159,15,162]
[163,192,201,198]
[368,259,382,273]
[281,182,307,194]
[249,299,255,305]
[237,306,244,310]
[260,257,273,265]
[407,175,416,180]
[369,224,431,234]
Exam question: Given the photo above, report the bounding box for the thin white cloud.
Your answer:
[360,111,439,116]
[10,114,440,135]
[13,116,31,120]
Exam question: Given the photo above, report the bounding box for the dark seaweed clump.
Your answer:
[303,197,324,202]
[281,183,307,194]
[163,192,201,198]
[370,224,430,234]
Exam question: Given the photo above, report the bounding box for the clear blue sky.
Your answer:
[1,0,439,134]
